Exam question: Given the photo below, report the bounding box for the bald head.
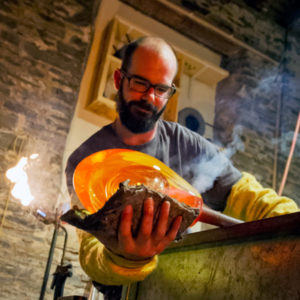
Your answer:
[121,36,178,79]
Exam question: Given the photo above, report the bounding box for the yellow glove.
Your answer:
[224,172,299,221]
[78,230,158,285]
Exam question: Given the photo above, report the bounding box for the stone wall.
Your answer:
[120,0,300,201]
[215,50,281,187]
[0,0,97,298]
[170,0,285,61]
[205,2,300,200]
[276,26,300,200]
[167,0,300,200]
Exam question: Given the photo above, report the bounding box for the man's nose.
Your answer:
[142,86,156,103]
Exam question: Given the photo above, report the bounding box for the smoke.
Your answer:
[188,125,245,194]
[254,73,281,95]
[185,54,298,195]
[272,131,300,158]
[222,125,245,157]
[190,151,231,194]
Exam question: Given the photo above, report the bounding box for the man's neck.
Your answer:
[113,118,158,146]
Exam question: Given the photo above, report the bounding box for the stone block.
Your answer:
[0,30,19,45]
[51,87,75,105]
[57,40,87,62]
[0,110,18,130]
[23,41,81,76]
[70,34,88,49]
[0,82,10,96]
[0,12,17,28]
[0,70,15,86]
[4,100,37,119]
[0,131,18,151]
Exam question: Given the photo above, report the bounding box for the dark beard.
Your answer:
[116,89,167,133]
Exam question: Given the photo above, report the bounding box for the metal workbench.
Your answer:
[122,212,300,300]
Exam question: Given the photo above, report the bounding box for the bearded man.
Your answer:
[65,36,299,300]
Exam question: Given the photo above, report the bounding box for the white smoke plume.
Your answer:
[191,151,231,194]
[190,125,245,194]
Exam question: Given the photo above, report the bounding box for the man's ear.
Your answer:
[114,69,122,90]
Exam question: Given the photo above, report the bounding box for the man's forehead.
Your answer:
[134,42,176,61]
[129,45,178,77]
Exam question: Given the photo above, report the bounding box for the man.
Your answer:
[66,37,298,298]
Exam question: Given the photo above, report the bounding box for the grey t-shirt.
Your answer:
[66,120,241,211]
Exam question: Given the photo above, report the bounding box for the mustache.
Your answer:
[128,100,158,114]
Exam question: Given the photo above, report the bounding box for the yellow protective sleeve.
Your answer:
[223,172,299,221]
[77,230,158,285]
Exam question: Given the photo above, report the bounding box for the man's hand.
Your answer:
[118,197,182,260]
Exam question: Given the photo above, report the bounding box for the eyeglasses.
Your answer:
[121,69,176,99]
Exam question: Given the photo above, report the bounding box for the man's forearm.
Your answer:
[78,230,158,285]
[223,172,299,221]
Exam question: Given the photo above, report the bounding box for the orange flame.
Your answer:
[6,154,38,206]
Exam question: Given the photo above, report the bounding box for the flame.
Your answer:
[5,154,38,206]
[30,153,39,160]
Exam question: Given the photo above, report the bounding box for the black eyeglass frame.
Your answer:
[120,69,176,99]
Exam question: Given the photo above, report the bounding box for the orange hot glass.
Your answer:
[73,149,203,216]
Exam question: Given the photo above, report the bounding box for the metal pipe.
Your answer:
[39,223,59,300]
[272,87,281,190]
[199,205,243,227]
[59,225,68,266]
[88,285,99,300]
[273,26,290,192]
[278,112,300,196]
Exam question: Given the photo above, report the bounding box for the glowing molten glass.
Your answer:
[73,149,203,215]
